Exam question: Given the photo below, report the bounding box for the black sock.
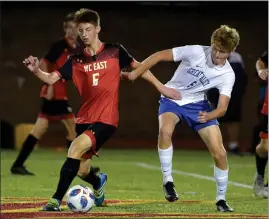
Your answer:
[12,134,38,167]
[52,157,80,201]
[255,152,268,177]
[66,139,73,149]
[80,166,100,190]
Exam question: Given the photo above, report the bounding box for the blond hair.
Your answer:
[211,25,240,52]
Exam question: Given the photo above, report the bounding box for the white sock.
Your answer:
[229,141,238,150]
[158,145,173,184]
[214,165,228,202]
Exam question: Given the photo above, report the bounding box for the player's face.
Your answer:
[77,23,100,46]
[64,21,78,40]
[211,45,231,66]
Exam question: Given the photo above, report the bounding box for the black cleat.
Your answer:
[163,181,179,202]
[216,200,234,212]
[11,166,35,176]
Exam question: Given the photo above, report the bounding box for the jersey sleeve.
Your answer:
[216,72,235,98]
[43,42,64,64]
[172,45,201,63]
[55,57,73,80]
[119,44,134,69]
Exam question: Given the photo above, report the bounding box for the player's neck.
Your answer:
[65,36,77,48]
[85,40,103,56]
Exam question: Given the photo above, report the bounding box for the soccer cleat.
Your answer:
[263,186,268,199]
[93,172,107,207]
[216,200,234,212]
[11,166,35,176]
[42,198,61,211]
[253,173,264,197]
[163,181,179,202]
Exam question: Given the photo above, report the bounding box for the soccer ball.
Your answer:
[66,185,95,213]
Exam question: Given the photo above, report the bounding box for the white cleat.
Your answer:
[253,173,264,197]
[263,186,268,199]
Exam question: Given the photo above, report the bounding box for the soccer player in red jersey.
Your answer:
[253,49,268,199]
[23,8,180,211]
[11,12,83,176]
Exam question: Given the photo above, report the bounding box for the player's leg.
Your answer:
[78,159,107,206]
[43,132,94,211]
[61,117,76,148]
[42,122,116,211]
[198,125,233,212]
[158,98,181,202]
[158,112,180,202]
[76,122,116,206]
[254,138,268,196]
[253,115,268,197]
[11,117,49,175]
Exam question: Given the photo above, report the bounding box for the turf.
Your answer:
[1,148,268,218]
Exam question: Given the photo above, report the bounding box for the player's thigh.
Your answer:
[62,118,76,139]
[68,133,93,158]
[198,125,226,156]
[258,138,268,153]
[76,123,116,160]
[158,112,180,136]
[30,118,49,139]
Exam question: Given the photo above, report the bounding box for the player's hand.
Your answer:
[159,85,181,100]
[120,71,137,81]
[198,111,210,123]
[258,69,268,80]
[23,56,39,73]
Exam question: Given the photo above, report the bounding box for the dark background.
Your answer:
[0,1,268,150]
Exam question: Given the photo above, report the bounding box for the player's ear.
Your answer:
[96,25,101,34]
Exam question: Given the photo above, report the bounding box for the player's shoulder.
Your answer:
[103,42,124,50]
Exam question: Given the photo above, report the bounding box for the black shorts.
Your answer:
[38,98,74,121]
[76,122,116,159]
[260,115,268,139]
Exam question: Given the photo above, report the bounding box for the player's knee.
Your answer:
[158,128,173,142]
[212,148,227,162]
[31,124,48,139]
[68,143,83,159]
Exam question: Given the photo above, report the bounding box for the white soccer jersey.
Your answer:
[164,45,235,106]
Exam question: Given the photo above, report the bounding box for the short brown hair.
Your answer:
[211,25,240,52]
[64,12,75,22]
[74,8,100,26]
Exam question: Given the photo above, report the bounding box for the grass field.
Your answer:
[1,148,268,218]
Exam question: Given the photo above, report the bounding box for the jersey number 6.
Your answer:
[92,73,99,86]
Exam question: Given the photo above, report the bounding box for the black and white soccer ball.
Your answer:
[66,185,95,213]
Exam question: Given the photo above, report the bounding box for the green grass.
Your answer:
[1,148,267,217]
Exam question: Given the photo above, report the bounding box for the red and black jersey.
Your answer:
[55,43,134,126]
[40,37,83,100]
[260,50,268,115]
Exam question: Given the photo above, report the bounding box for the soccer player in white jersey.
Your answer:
[122,25,240,212]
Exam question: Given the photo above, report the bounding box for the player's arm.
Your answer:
[124,46,196,81]
[39,59,55,99]
[256,58,268,81]
[125,50,174,81]
[23,55,73,84]
[118,45,180,100]
[130,60,180,100]
[198,73,235,123]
